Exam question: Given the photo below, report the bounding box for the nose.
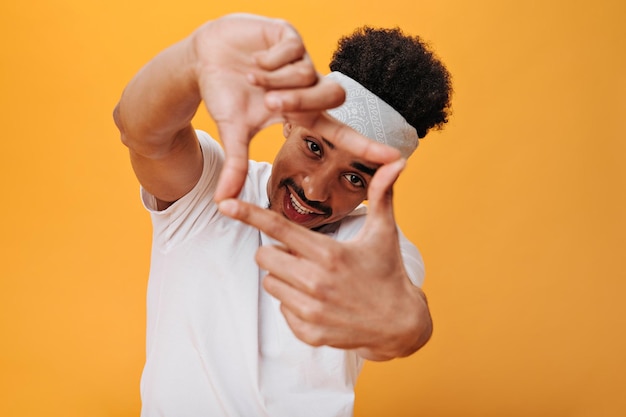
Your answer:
[302,170,333,203]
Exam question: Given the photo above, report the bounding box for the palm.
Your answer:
[218,158,431,360]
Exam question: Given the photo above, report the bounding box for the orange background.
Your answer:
[1,1,625,416]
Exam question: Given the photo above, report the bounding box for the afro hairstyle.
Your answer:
[329,27,453,139]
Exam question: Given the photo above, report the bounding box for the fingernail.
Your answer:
[218,199,238,217]
[265,94,282,110]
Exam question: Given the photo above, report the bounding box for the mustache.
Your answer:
[280,178,332,216]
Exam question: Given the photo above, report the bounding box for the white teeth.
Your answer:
[290,193,314,215]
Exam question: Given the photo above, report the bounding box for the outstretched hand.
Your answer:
[218,158,432,360]
[192,14,401,201]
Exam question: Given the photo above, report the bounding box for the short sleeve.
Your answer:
[140,130,224,249]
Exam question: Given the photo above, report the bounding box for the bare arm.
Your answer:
[114,14,403,208]
[113,36,202,209]
[112,14,320,208]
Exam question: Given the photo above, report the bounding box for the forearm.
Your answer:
[113,34,201,157]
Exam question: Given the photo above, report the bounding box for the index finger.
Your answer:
[303,112,402,165]
[265,78,402,165]
[217,198,330,255]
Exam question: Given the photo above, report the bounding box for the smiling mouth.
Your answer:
[289,192,317,215]
[280,178,331,217]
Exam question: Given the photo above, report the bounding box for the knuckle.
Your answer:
[307,279,333,302]
[293,324,326,347]
[294,63,317,85]
[285,38,306,59]
[251,71,269,85]
[281,92,304,111]
[298,302,325,323]
[262,215,288,239]
[317,246,342,269]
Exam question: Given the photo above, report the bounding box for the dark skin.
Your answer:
[266,123,375,230]
[219,153,431,360]
[114,13,432,361]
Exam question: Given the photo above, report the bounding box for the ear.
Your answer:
[282,122,292,138]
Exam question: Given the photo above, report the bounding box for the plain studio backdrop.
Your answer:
[1,1,624,416]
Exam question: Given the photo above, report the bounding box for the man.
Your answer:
[114,13,451,417]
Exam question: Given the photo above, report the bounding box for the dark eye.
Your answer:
[305,139,322,156]
[343,173,365,188]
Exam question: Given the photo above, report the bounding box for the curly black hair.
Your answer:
[330,27,452,139]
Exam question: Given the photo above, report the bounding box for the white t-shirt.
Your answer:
[139,131,424,417]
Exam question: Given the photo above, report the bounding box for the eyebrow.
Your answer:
[322,138,377,177]
[351,162,377,177]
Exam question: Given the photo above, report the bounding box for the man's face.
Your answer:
[267,123,378,230]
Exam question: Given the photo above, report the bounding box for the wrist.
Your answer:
[357,285,432,361]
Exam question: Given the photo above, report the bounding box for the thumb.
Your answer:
[364,158,406,226]
[214,121,256,202]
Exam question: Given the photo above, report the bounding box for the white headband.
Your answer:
[325,71,419,158]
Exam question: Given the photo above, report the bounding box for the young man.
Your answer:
[114,13,451,417]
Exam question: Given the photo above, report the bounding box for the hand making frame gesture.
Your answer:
[219,157,432,361]
[192,14,401,200]
[115,13,400,206]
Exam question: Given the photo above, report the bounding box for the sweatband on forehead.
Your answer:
[325,71,419,158]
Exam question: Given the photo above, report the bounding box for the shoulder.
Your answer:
[196,129,225,160]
